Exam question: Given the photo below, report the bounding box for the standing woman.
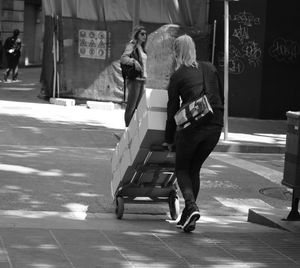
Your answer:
[164,35,224,232]
[121,25,148,127]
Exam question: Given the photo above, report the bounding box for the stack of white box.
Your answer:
[111,88,168,197]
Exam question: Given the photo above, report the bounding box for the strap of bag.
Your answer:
[182,63,209,126]
[123,80,126,102]
[187,63,207,121]
[200,61,224,107]
[200,61,207,95]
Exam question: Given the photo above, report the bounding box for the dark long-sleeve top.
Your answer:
[165,61,224,144]
[4,36,21,57]
[120,41,145,77]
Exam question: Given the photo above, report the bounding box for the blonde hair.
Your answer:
[174,34,198,70]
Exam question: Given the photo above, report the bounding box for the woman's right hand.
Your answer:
[162,142,174,152]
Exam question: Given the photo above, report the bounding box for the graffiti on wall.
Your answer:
[78,30,110,60]
[231,10,260,27]
[218,11,263,74]
[269,37,300,63]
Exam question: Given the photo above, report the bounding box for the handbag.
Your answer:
[120,46,142,80]
[174,65,213,129]
[120,63,141,80]
[120,45,142,102]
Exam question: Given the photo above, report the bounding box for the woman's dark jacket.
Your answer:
[165,61,224,144]
[120,41,144,79]
[4,36,21,57]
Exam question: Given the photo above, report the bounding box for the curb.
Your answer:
[216,142,285,154]
[111,129,286,154]
[248,208,300,232]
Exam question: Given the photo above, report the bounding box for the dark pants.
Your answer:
[4,53,20,80]
[175,126,222,207]
[124,79,144,127]
[0,44,3,68]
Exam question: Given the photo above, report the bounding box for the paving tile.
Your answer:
[0,248,8,262]
[118,244,177,257]
[0,262,11,268]
[230,255,297,264]
[169,245,232,259]
[51,229,111,246]
[130,264,188,268]
[156,233,215,247]
[0,227,299,268]
[60,254,131,268]
[256,233,300,243]
[191,261,252,267]
[113,241,187,265]
[50,230,131,267]
[118,247,184,265]
[103,231,161,245]
[93,264,133,268]
[5,253,70,268]
[0,228,71,267]
[257,265,300,268]
[0,235,10,267]
[220,246,289,258]
[11,262,70,268]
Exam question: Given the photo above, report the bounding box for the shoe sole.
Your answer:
[182,212,201,233]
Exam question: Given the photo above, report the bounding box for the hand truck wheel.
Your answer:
[115,196,124,219]
[168,193,180,220]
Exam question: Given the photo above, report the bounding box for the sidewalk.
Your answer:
[0,67,298,268]
[0,212,300,268]
[1,67,287,153]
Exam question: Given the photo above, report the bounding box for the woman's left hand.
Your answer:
[162,142,174,152]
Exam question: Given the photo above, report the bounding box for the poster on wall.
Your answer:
[78,30,109,60]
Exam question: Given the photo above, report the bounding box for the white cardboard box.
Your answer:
[136,88,168,148]
[111,168,121,197]
[130,138,149,167]
[118,128,129,156]
[119,148,132,179]
[111,147,120,174]
[137,88,168,120]
[112,89,169,185]
[138,111,167,148]
[127,110,139,142]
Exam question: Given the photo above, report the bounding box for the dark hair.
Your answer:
[13,29,20,36]
[131,25,147,52]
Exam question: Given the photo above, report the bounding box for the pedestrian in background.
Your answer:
[164,35,224,232]
[120,25,148,127]
[0,32,3,69]
[3,29,22,82]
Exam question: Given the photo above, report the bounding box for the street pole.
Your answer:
[220,0,239,141]
[212,20,217,64]
[132,0,140,31]
[0,0,2,27]
[224,0,229,140]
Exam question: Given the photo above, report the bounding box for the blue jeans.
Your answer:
[175,126,222,207]
[124,79,144,127]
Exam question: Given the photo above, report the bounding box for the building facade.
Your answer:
[209,0,300,119]
[0,0,43,66]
